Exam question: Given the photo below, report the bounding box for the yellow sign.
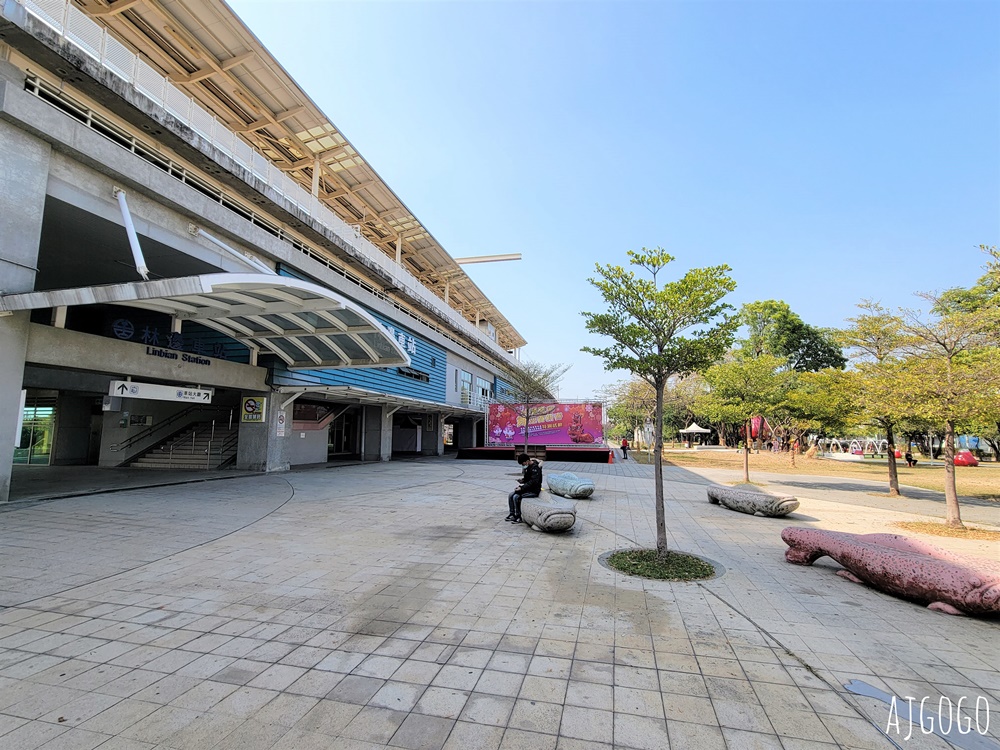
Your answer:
[241,397,266,423]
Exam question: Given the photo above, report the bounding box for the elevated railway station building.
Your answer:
[0,0,526,501]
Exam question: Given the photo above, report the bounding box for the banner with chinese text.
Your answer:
[487,402,604,446]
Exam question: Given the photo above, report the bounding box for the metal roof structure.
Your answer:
[0,274,410,370]
[275,385,485,416]
[68,0,525,351]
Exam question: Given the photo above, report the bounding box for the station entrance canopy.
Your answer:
[275,385,484,417]
[0,274,410,370]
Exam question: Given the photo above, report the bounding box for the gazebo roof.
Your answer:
[678,422,712,433]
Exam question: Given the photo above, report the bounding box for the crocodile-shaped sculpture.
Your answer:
[547,472,595,499]
[707,485,799,517]
[781,528,1000,616]
[521,495,577,533]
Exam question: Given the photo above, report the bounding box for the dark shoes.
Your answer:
[509,517,522,524]
[504,514,516,521]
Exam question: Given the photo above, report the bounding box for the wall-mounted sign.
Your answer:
[276,410,286,437]
[241,397,266,423]
[109,380,213,404]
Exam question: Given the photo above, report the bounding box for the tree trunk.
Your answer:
[943,419,963,528]
[522,399,531,457]
[885,423,900,496]
[743,420,751,483]
[654,383,668,558]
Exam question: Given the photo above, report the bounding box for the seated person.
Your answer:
[507,453,542,524]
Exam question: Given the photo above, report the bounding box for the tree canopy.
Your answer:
[583,247,737,557]
[739,300,846,372]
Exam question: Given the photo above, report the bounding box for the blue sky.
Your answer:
[229,0,999,399]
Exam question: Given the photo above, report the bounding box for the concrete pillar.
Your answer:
[379,406,394,461]
[361,404,394,462]
[0,119,51,502]
[422,413,444,456]
[235,392,289,472]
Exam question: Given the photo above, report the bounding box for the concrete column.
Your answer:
[235,392,289,472]
[0,119,51,502]
[422,413,444,456]
[378,406,394,461]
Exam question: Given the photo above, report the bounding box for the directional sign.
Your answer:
[109,380,213,404]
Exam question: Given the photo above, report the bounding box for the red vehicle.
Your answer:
[954,450,979,467]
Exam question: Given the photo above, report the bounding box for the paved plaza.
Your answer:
[0,458,997,750]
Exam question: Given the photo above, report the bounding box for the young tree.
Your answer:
[500,360,569,456]
[896,292,1000,526]
[775,368,854,467]
[582,247,736,558]
[839,300,908,495]
[698,354,791,482]
[599,378,656,445]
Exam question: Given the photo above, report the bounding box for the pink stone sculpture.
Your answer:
[781,528,1000,616]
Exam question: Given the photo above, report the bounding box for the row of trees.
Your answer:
[581,246,999,555]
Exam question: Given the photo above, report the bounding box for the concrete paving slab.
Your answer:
[0,457,996,749]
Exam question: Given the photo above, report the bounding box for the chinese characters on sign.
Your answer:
[113,318,227,359]
[241,397,266,423]
[382,324,418,355]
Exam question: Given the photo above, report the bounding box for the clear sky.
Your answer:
[229,0,999,399]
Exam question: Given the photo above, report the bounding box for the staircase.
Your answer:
[130,422,239,470]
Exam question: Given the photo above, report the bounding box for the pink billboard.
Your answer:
[487,402,604,446]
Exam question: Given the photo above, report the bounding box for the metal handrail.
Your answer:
[12,0,519,364]
[110,406,232,452]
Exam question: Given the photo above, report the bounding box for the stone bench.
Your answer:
[546,472,595,499]
[521,495,577,533]
[781,528,1000,616]
[707,484,799,517]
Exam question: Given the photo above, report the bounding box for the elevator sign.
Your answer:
[109,380,213,403]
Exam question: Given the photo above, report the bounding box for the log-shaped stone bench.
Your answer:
[547,472,595,499]
[707,484,799,517]
[781,528,1000,616]
[521,495,577,533]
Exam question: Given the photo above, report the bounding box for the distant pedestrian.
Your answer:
[905,450,914,468]
[620,437,629,460]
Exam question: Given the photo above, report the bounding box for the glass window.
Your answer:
[459,371,472,404]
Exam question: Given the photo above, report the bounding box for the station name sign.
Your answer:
[109,380,214,404]
[146,346,212,366]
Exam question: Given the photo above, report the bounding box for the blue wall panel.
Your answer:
[271,266,447,403]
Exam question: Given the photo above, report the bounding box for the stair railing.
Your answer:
[110,406,231,453]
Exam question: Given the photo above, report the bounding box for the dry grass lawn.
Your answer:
[894,521,1000,541]
[645,448,1000,501]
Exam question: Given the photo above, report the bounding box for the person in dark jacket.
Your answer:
[507,453,542,524]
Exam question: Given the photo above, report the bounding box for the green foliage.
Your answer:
[698,354,791,481]
[698,354,792,425]
[891,290,1000,525]
[739,300,846,371]
[598,378,655,441]
[779,368,855,438]
[935,245,1000,315]
[582,247,737,556]
[582,248,738,389]
[606,549,716,581]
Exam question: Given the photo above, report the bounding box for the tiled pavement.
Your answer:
[0,458,997,749]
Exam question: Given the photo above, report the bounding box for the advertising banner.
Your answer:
[487,402,604,446]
